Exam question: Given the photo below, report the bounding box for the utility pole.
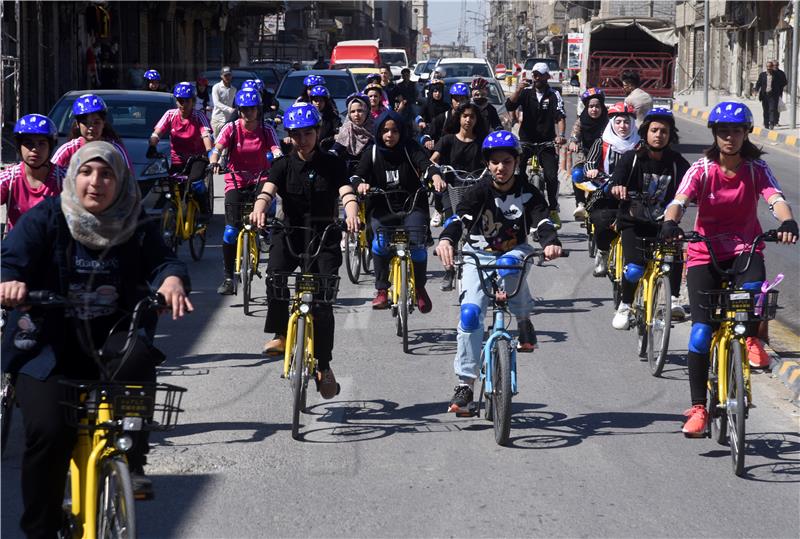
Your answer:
[531,2,538,58]
[791,0,798,128]
[703,0,709,107]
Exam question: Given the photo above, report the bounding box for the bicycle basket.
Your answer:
[267,272,340,304]
[444,178,480,213]
[699,289,779,323]
[376,225,427,249]
[58,380,186,431]
[638,238,683,263]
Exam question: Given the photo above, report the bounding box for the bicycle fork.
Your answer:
[482,311,518,395]
[234,228,259,275]
[283,308,315,379]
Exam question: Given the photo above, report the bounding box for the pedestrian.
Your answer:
[754,60,787,129]
[211,66,237,138]
[622,70,653,124]
[195,77,212,121]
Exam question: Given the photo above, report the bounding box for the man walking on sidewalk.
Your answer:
[754,61,787,130]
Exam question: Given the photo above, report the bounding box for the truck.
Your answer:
[573,17,677,109]
[330,39,380,70]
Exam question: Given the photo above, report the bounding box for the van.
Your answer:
[330,39,380,70]
[379,48,409,79]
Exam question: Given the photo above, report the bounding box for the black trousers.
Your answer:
[619,222,683,304]
[263,231,342,369]
[370,208,429,291]
[588,206,618,252]
[15,338,157,538]
[685,254,765,405]
[521,144,560,210]
[760,94,780,128]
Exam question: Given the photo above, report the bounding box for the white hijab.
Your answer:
[601,116,640,174]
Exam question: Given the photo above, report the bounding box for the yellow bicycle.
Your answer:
[264,221,343,440]
[343,195,372,284]
[157,155,209,260]
[607,233,624,309]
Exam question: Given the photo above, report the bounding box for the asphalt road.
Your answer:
[2,96,799,538]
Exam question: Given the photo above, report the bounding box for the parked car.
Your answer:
[434,57,494,79]
[442,76,513,130]
[274,69,357,119]
[521,57,564,92]
[350,67,381,91]
[48,90,175,204]
[242,65,282,94]
[413,58,438,84]
[380,48,409,79]
[199,69,259,93]
[250,59,294,79]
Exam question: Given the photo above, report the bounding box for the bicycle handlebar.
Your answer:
[362,186,429,218]
[682,230,778,278]
[263,219,348,270]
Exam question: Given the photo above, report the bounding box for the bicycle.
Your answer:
[575,170,611,260]
[520,141,555,195]
[365,187,429,354]
[685,230,780,476]
[343,193,373,284]
[607,233,624,309]
[19,291,186,538]
[455,248,569,445]
[157,155,210,260]
[263,220,343,440]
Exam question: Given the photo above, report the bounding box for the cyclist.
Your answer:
[379,64,398,100]
[1,115,65,232]
[365,83,389,120]
[352,109,444,312]
[659,102,797,435]
[210,88,282,295]
[608,108,690,329]
[51,94,134,175]
[435,131,562,412]
[308,85,342,144]
[1,141,192,537]
[567,87,608,220]
[297,74,326,103]
[144,69,163,91]
[470,77,503,131]
[248,102,359,398]
[195,76,212,120]
[421,81,470,152]
[416,80,448,134]
[330,93,375,169]
[584,102,640,277]
[504,62,567,226]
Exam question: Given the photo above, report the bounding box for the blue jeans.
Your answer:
[454,244,534,382]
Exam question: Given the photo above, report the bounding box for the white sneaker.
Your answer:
[340,237,347,252]
[671,297,686,320]
[573,203,587,220]
[612,303,631,330]
[430,211,442,227]
[593,251,608,277]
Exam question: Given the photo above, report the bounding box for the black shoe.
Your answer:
[217,278,234,295]
[440,269,455,291]
[130,466,154,501]
[517,319,537,352]
[448,384,473,413]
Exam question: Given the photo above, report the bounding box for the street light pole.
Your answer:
[703,0,709,107]
[791,0,798,128]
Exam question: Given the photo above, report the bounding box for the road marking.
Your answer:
[752,126,763,135]
[777,360,797,376]
[701,111,709,120]
[691,109,700,117]
[767,130,779,141]
[788,368,800,385]
[786,135,798,146]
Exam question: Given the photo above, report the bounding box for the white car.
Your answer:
[380,48,409,79]
[433,57,494,79]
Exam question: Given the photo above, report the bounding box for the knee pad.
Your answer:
[571,166,584,184]
[688,323,713,354]
[459,303,482,332]
[623,263,645,284]
[741,280,763,292]
[410,246,427,263]
[496,254,522,277]
[371,235,390,256]
[223,224,239,245]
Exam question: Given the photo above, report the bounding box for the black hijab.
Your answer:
[579,96,609,150]
[374,109,411,164]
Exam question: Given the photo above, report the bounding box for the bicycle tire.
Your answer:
[0,374,14,456]
[361,245,373,274]
[647,276,672,376]
[96,456,136,539]
[729,341,747,476]
[400,258,409,353]
[160,203,179,254]
[587,226,596,258]
[709,345,727,444]
[291,317,306,440]
[242,231,252,315]
[492,340,513,445]
[612,281,622,311]
[188,207,206,261]
[344,231,361,284]
[634,285,647,358]
[206,169,215,211]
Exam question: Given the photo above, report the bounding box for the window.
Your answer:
[278,74,356,99]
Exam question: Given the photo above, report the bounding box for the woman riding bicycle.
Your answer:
[248,102,359,399]
[416,80,448,134]
[435,130,562,412]
[352,109,445,313]
[330,93,375,170]
[584,102,640,277]
[659,102,797,436]
[1,114,65,232]
[210,88,282,295]
[51,93,134,175]
[308,85,342,145]
[470,77,503,131]
[365,83,389,120]
[296,74,326,104]
[568,87,608,220]
[607,107,690,329]
[0,142,192,537]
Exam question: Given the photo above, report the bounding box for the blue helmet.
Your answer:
[144,69,161,81]
[240,79,258,91]
[449,82,470,97]
[571,166,584,184]
[645,106,673,121]
[283,102,321,130]
[309,85,330,98]
[253,79,265,93]
[365,73,381,85]
[235,89,262,108]
[72,94,107,116]
[482,130,521,159]
[496,254,522,277]
[708,101,753,132]
[14,114,57,138]
[303,74,326,87]
[173,82,196,99]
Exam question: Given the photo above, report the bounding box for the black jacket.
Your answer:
[755,69,787,100]
[505,85,565,143]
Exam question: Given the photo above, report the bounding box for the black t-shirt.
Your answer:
[440,175,559,251]
[434,134,484,174]
[354,143,431,214]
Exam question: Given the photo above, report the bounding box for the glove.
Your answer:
[659,220,684,241]
[146,145,159,159]
[777,219,798,237]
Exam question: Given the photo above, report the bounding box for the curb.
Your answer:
[767,346,800,400]
[671,103,799,150]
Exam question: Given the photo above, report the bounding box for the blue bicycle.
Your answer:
[456,249,568,445]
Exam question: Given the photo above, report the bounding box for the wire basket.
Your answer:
[59,380,186,431]
[637,238,683,263]
[266,272,340,304]
[376,225,427,249]
[700,289,779,322]
[444,178,481,213]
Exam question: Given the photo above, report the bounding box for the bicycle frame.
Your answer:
[283,295,316,379]
[388,237,417,309]
[234,224,259,275]
[482,308,518,395]
[708,314,751,409]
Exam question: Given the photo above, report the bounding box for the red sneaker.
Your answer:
[681,405,708,438]
[416,286,432,313]
[372,289,389,309]
[746,337,770,368]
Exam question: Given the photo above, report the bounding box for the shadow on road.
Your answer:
[698,431,800,483]
[159,421,289,446]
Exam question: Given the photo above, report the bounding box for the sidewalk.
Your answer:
[672,90,800,149]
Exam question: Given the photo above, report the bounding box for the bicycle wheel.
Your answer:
[728,340,747,476]
[344,231,362,284]
[361,241,373,274]
[160,203,178,254]
[633,285,647,358]
[188,205,206,261]
[96,456,136,539]
[587,224,596,258]
[399,259,410,353]
[241,232,252,315]
[647,276,672,376]
[290,317,306,440]
[1,373,14,456]
[206,169,215,212]
[709,345,727,444]
[492,339,513,445]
